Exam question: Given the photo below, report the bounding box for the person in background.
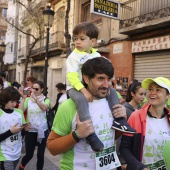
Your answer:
[24,76,37,97]
[47,57,126,170]
[21,76,37,119]
[131,78,148,106]
[116,82,146,170]
[66,22,135,152]
[18,80,50,170]
[112,82,125,104]
[52,83,67,114]
[124,82,146,119]
[130,79,139,84]
[12,80,21,89]
[0,72,11,88]
[0,77,3,93]
[0,87,30,170]
[120,77,170,170]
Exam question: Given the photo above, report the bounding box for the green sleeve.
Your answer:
[24,98,30,110]
[67,72,84,91]
[166,99,170,106]
[116,91,122,99]
[7,82,11,86]
[52,99,76,136]
[45,98,50,108]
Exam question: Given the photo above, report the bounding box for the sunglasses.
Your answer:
[33,88,39,91]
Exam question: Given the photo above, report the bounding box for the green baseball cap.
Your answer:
[142,77,170,93]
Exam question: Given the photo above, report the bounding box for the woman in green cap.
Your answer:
[120,77,170,170]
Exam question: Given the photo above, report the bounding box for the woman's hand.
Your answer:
[10,123,24,134]
[30,90,37,101]
[23,122,31,131]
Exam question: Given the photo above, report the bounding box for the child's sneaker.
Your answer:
[112,119,136,134]
[18,164,25,170]
[86,133,104,152]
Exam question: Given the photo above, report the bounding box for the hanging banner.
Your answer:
[91,0,120,19]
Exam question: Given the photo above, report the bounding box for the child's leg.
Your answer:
[106,88,136,133]
[68,88,90,121]
[68,88,104,152]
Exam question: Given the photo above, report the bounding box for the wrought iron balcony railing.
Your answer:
[31,31,65,56]
[18,31,65,59]
[119,0,170,29]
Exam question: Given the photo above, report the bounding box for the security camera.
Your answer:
[97,39,105,44]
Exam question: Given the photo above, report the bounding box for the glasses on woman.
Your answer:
[33,88,39,91]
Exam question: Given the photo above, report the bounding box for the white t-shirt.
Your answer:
[142,115,170,170]
[53,98,117,170]
[58,93,67,106]
[0,109,25,161]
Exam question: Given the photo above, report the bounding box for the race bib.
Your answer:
[146,160,167,170]
[6,134,19,146]
[95,146,120,170]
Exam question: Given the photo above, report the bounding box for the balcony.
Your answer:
[119,0,170,35]
[22,0,46,23]
[30,31,65,57]
[18,45,28,60]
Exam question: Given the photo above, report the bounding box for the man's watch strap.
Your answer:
[72,130,81,142]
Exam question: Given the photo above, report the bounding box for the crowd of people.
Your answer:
[0,21,170,170]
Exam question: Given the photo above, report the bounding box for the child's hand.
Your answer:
[10,123,24,134]
[80,88,93,102]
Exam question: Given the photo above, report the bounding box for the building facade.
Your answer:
[119,0,170,83]
[5,0,170,101]
[0,0,8,72]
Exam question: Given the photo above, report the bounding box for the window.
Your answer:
[82,2,101,23]
[2,8,7,17]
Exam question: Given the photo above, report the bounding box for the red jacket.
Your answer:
[120,105,170,170]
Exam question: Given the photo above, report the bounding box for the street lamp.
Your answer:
[0,42,6,72]
[43,6,55,96]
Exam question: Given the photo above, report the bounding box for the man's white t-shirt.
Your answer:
[53,98,117,170]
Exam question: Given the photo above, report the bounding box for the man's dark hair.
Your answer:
[0,86,21,106]
[73,22,98,39]
[0,72,6,79]
[81,57,114,81]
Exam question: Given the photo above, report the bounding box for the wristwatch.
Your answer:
[72,130,81,142]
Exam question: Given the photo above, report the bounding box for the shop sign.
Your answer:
[91,0,120,19]
[132,35,170,53]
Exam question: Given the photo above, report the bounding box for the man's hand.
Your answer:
[113,104,127,120]
[10,123,24,134]
[76,114,94,138]
[80,87,93,102]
